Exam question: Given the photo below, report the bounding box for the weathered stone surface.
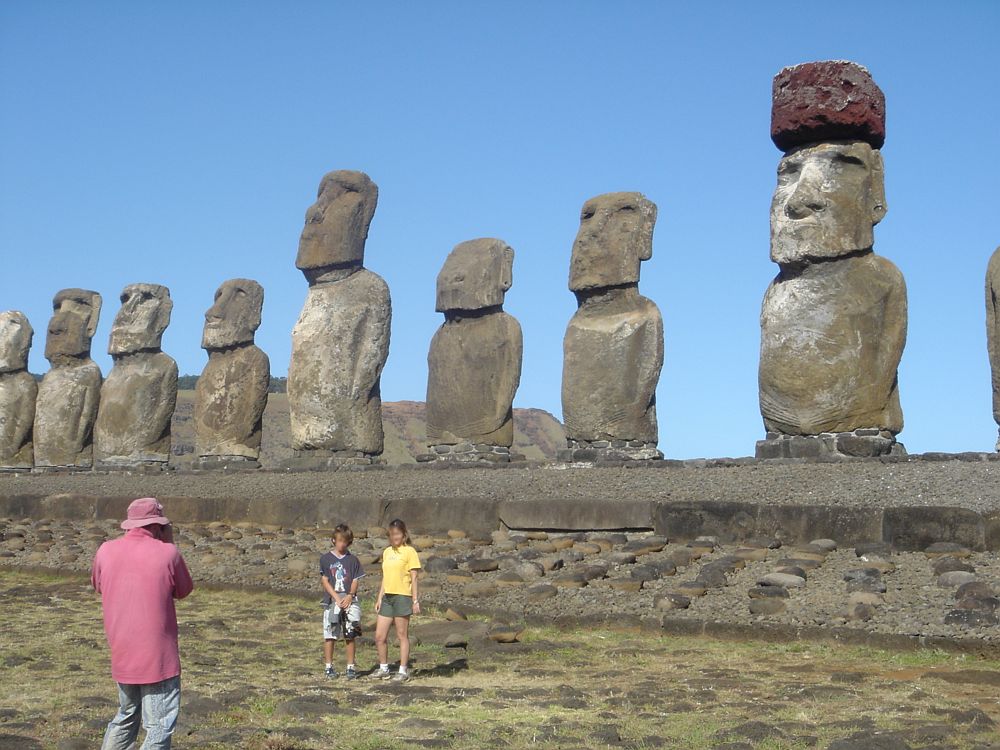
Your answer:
[194,279,269,464]
[426,239,522,449]
[95,284,178,467]
[0,312,36,469]
[562,192,663,448]
[986,246,1000,450]
[288,170,390,459]
[771,60,886,152]
[34,289,103,469]
[760,156,905,438]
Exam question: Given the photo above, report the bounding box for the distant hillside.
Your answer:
[171,392,565,467]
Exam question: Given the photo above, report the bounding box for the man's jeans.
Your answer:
[101,675,181,750]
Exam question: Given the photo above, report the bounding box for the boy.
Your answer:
[320,524,364,679]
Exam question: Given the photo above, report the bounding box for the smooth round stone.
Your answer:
[445,607,468,621]
[956,596,1000,612]
[651,559,677,576]
[424,556,458,573]
[580,564,608,581]
[607,552,637,566]
[937,571,977,588]
[524,532,548,541]
[748,585,788,599]
[573,542,602,556]
[670,548,698,567]
[537,556,565,572]
[743,536,781,550]
[674,582,707,598]
[695,567,728,588]
[749,598,785,616]
[552,573,588,589]
[933,557,975,576]
[550,537,576,550]
[447,530,467,540]
[411,536,436,551]
[809,539,838,552]
[532,541,557,554]
[624,536,667,555]
[956,581,995,600]
[588,537,614,552]
[775,557,821,571]
[654,593,691,610]
[526,584,558,601]
[468,558,499,573]
[464,582,498,598]
[630,564,660,582]
[496,571,525,587]
[855,542,892,557]
[775,566,807,581]
[513,561,544,580]
[488,622,525,643]
[759,572,806,589]
[446,570,473,583]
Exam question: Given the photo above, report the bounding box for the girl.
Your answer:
[373,518,422,681]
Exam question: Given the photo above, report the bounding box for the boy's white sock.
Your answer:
[325,663,332,669]
[379,663,389,671]
[399,665,408,675]
[347,663,356,670]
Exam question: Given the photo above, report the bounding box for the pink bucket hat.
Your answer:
[121,497,170,530]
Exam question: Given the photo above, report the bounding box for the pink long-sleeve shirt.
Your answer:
[92,527,194,684]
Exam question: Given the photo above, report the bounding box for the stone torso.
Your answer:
[0,371,37,467]
[561,292,664,442]
[288,269,391,454]
[194,345,270,459]
[95,351,178,464]
[34,360,102,468]
[426,312,522,446]
[759,252,906,435]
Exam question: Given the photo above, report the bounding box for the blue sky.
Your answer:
[2,2,998,459]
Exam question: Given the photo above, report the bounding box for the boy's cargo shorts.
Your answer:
[378,593,413,618]
[323,601,362,640]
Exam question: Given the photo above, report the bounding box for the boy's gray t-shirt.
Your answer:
[320,551,365,606]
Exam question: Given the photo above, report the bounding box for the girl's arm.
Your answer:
[410,569,420,615]
[375,581,385,612]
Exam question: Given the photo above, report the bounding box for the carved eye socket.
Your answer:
[236,289,247,297]
[581,208,595,220]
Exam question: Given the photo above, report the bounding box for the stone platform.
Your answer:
[3,453,1000,550]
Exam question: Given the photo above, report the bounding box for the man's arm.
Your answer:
[173,553,194,600]
[91,548,102,594]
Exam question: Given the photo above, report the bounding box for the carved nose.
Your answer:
[785,186,827,220]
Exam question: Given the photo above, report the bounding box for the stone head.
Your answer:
[202,278,264,350]
[0,311,32,373]
[109,283,172,355]
[436,238,514,313]
[569,192,657,292]
[44,288,102,361]
[770,141,886,265]
[296,170,378,278]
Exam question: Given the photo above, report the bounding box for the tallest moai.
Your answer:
[757,61,907,459]
[287,170,391,467]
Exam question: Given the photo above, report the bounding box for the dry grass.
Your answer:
[2,568,1000,749]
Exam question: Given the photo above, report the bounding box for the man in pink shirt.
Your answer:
[92,497,194,750]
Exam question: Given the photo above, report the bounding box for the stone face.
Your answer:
[760,64,905,446]
[288,170,390,460]
[562,194,663,447]
[95,284,178,467]
[771,60,886,151]
[426,239,522,450]
[34,289,103,469]
[194,280,270,464]
[986,246,1000,449]
[0,312,36,469]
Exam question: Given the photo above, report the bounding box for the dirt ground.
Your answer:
[3,570,1000,750]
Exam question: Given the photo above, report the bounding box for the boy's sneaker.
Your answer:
[372,667,391,680]
[324,666,337,678]
[391,671,410,683]
[346,667,358,680]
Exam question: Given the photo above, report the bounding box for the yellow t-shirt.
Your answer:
[381,544,421,596]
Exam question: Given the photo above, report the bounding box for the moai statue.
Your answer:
[560,192,664,462]
[94,284,178,469]
[424,238,523,462]
[287,170,391,467]
[985,247,1000,450]
[194,279,270,468]
[757,61,907,459]
[34,289,103,470]
[0,312,37,471]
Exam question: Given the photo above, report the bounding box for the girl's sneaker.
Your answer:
[372,667,391,680]
[391,671,410,683]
